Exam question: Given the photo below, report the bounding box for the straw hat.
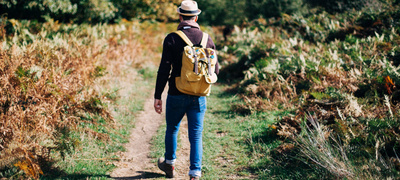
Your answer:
[177,0,201,16]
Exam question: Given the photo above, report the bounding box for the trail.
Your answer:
[110,92,191,179]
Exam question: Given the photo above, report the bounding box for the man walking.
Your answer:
[153,0,219,179]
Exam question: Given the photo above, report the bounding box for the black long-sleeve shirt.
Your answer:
[154,21,219,99]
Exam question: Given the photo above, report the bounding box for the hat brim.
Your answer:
[177,7,201,16]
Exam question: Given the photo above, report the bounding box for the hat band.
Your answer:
[179,7,199,14]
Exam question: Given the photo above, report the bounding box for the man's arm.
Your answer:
[154,34,174,113]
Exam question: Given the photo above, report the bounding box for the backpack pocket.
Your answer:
[185,71,202,82]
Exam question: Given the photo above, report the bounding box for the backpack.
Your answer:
[174,30,218,96]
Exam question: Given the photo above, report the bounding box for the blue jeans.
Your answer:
[165,94,206,177]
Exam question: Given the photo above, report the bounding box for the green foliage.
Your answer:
[305,0,383,13]
[0,0,180,24]
[218,0,400,178]
[0,0,392,25]
[138,66,156,80]
[92,66,107,78]
[72,0,117,23]
[111,0,150,20]
[196,0,387,25]
[196,0,247,25]
[0,0,118,23]
[245,0,305,20]
[196,0,306,25]
[0,0,77,21]
[1,0,371,25]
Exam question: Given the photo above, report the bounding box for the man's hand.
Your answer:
[154,99,162,114]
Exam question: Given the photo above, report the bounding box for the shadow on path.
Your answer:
[44,174,111,180]
[111,171,164,179]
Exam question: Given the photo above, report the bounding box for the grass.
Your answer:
[49,19,166,179]
[0,17,164,179]
[0,20,115,179]
[43,66,156,179]
[0,15,218,178]
[214,3,400,179]
[150,84,292,179]
[52,19,165,179]
[150,124,167,164]
[149,83,379,179]
[9,8,400,178]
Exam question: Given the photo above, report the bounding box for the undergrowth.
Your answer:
[0,17,164,179]
[218,1,400,179]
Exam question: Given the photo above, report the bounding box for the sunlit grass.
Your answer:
[218,3,400,179]
[0,18,165,179]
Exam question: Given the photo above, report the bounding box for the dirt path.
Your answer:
[110,93,191,179]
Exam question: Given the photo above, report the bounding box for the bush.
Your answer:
[196,0,247,26]
[111,0,180,22]
[72,0,117,23]
[245,0,305,20]
[0,0,77,22]
[0,20,115,179]
[219,1,400,178]
[0,0,122,23]
[197,0,305,25]
[305,0,384,13]
[0,0,181,23]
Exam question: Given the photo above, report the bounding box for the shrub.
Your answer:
[0,0,77,22]
[72,0,117,23]
[220,2,400,177]
[0,0,181,23]
[305,0,383,13]
[197,0,306,25]
[196,0,247,26]
[0,19,117,179]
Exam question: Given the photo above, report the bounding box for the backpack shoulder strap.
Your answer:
[174,30,193,46]
[201,32,208,48]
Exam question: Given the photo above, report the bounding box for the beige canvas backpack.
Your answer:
[174,30,218,96]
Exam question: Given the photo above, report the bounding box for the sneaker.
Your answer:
[190,176,200,180]
[158,157,174,178]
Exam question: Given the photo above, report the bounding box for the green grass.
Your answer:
[150,124,166,163]
[202,86,292,179]
[150,84,292,179]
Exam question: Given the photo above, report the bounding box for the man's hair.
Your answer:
[181,15,196,21]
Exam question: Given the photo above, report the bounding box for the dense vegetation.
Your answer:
[1,0,400,179]
[1,0,389,25]
[0,20,113,179]
[218,0,400,178]
[0,0,181,23]
[0,16,168,178]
